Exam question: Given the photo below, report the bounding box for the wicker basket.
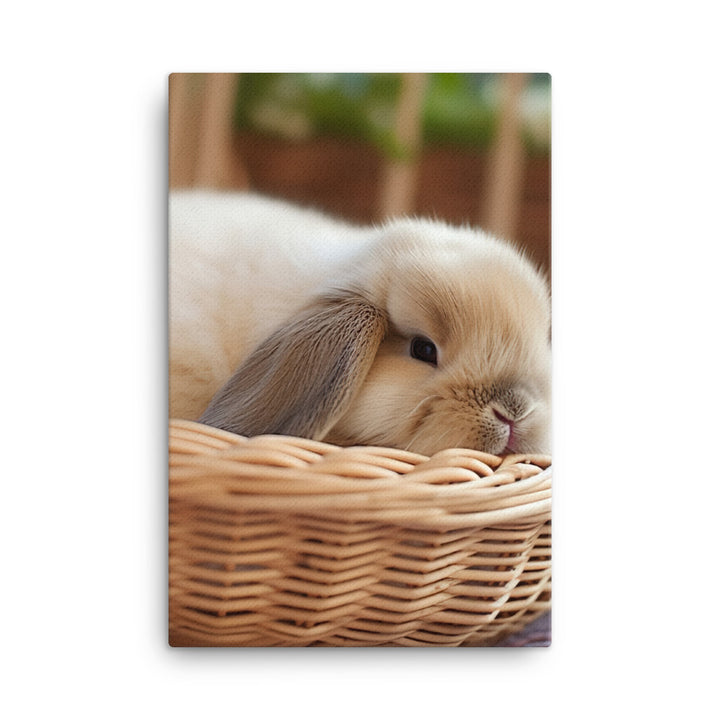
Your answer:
[169,418,552,647]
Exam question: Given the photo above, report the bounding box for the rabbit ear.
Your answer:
[199,294,388,439]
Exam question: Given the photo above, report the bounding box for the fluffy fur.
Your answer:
[169,190,551,456]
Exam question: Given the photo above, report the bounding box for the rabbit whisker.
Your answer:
[404,423,455,454]
[406,394,442,420]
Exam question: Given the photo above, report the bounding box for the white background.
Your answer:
[2,3,719,718]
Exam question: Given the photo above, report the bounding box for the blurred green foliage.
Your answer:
[234,73,550,157]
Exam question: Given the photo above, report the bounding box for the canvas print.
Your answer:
[168,73,552,647]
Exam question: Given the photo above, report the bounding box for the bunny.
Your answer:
[169,190,551,456]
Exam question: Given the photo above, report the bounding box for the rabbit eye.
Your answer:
[410,337,438,366]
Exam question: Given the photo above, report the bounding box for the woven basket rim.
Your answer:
[170,419,552,531]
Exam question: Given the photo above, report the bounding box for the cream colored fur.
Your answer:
[169,190,551,456]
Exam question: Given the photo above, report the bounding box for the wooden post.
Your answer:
[483,73,528,241]
[169,73,201,189]
[378,73,428,219]
[195,73,248,189]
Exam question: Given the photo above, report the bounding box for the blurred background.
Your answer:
[169,72,550,274]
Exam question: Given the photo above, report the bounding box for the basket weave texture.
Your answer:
[169,419,552,647]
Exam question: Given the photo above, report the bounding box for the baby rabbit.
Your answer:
[169,190,551,456]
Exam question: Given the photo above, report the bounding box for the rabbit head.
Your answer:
[198,212,550,457]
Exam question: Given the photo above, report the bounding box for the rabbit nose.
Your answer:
[492,407,516,452]
[492,407,515,427]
